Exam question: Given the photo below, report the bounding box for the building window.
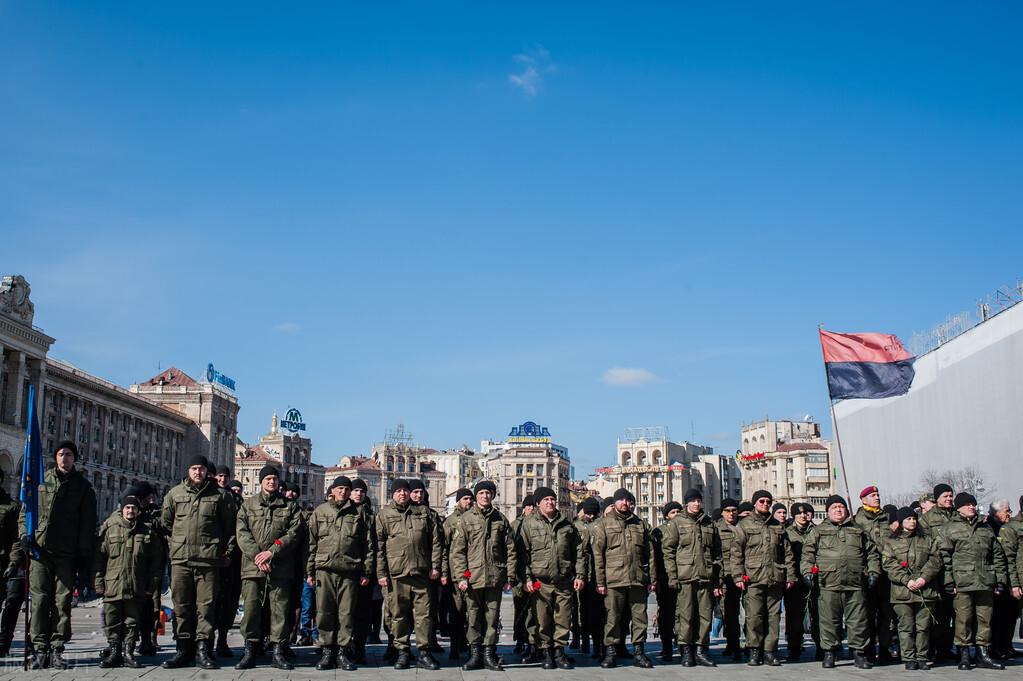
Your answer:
[516,464,523,475]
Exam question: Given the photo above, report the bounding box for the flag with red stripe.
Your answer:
[819,329,915,400]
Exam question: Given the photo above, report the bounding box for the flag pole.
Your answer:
[818,327,851,501]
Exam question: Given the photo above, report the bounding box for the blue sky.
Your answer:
[3,3,1021,475]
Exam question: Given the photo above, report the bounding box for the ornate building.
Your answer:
[235,412,326,501]
[482,421,572,521]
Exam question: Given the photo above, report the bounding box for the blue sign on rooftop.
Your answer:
[206,363,236,391]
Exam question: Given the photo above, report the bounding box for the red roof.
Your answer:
[140,367,200,387]
[237,445,278,463]
[776,442,828,452]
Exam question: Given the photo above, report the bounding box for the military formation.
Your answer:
[0,440,1021,671]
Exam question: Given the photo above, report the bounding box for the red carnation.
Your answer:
[274,539,282,546]
[742,575,750,582]
[811,566,819,575]
[533,580,542,591]
[463,570,472,579]
[900,561,908,568]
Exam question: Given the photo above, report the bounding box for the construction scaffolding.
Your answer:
[619,426,670,444]
[908,279,1023,357]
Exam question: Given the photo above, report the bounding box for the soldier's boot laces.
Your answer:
[99,641,123,668]
[633,643,653,669]
[315,644,336,670]
[747,647,763,666]
[554,647,574,670]
[542,647,557,670]
[394,650,411,669]
[236,641,258,670]
[853,650,873,669]
[462,644,484,671]
[216,631,233,658]
[822,650,836,668]
[338,645,357,671]
[680,644,695,667]
[418,650,441,670]
[196,640,220,670]
[696,645,717,667]
[50,647,69,670]
[271,643,294,670]
[484,645,504,671]
[124,640,143,669]
[958,646,972,670]
[764,649,782,667]
[976,645,1005,670]
[600,645,617,668]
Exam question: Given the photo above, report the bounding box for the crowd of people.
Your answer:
[0,439,1021,672]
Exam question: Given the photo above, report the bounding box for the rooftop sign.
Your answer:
[281,408,306,433]
[508,421,551,444]
[206,363,236,391]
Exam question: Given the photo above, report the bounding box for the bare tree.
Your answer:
[918,466,997,503]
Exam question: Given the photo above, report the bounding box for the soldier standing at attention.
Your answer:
[919,483,956,660]
[520,486,586,670]
[661,489,720,668]
[651,501,681,662]
[20,440,97,670]
[938,491,1008,670]
[592,488,654,669]
[731,489,795,667]
[376,478,443,670]
[94,495,162,668]
[160,454,236,670]
[716,498,742,661]
[882,507,941,670]
[443,488,473,661]
[450,480,517,671]
[213,466,241,658]
[801,494,879,670]
[784,502,820,661]
[853,485,897,664]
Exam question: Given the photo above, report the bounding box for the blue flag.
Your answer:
[19,384,43,558]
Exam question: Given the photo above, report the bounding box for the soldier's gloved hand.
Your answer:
[944,582,956,595]
[802,574,814,589]
[994,583,1006,596]
[867,574,878,590]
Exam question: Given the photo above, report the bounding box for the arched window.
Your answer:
[652,450,662,465]
[622,451,632,466]
[637,451,647,466]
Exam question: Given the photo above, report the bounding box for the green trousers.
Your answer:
[314,570,358,646]
[534,582,574,648]
[953,590,993,646]
[743,584,782,651]
[603,585,648,645]
[103,598,141,644]
[676,582,713,645]
[893,601,933,661]
[465,586,502,645]
[239,576,291,644]
[169,564,218,642]
[818,588,869,651]
[28,556,74,651]
[387,575,434,651]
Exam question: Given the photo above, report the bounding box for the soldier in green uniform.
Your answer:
[938,491,1008,670]
[94,494,162,668]
[306,475,374,670]
[592,488,654,669]
[408,480,444,654]
[853,485,897,664]
[661,489,720,667]
[443,488,473,661]
[450,480,517,671]
[233,465,302,670]
[213,466,241,658]
[801,494,879,669]
[520,486,586,670]
[730,490,795,667]
[716,498,742,661]
[882,507,941,670]
[784,502,820,661]
[376,478,443,670]
[652,501,680,661]
[919,483,956,660]
[573,497,600,656]
[512,495,541,661]
[160,454,236,669]
[996,495,1023,659]
[0,469,23,658]
[20,440,97,670]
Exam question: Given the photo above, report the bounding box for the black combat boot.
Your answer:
[463,644,484,670]
[879,646,899,665]
[764,649,782,666]
[854,650,873,669]
[196,640,220,669]
[542,647,557,669]
[600,645,617,668]
[100,641,123,668]
[278,642,297,662]
[906,661,919,670]
[235,641,257,670]
[123,640,143,668]
[485,645,504,671]
[316,645,336,670]
[216,630,233,657]
[747,647,763,666]
[337,645,356,671]
[696,645,717,667]
[822,650,836,668]
[554,647,574,669]
[976,645,1005,670]
[162,639,193,668]
[138,631,158,656]
[633,643,653,668]
[394,650,412,669]
[50,648,69,670]
[418,650,440,670]
[271,643,294,670]
[680,644,695,667]
[958,646,972,670]
[30,649,48,670]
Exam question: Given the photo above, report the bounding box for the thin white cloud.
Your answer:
[509,45,555,97]
[602,367,659,387]
[274,322,301,333]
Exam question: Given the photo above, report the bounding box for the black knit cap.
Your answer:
[534,486,557,502]
[883,504,899,522]
[54,440,79,459]
[771,502,786,514]
[120,494,141,508]
[391,479,411,492]
[228,479,243,491]
[662,501,683,518]
[613,488,635,503]
[578,497,600,515]
[789,502,802,517]
[408,479,425,492]
[751,490,773,504]
[351,478,368,492]
[600,497,615,513]
[954,492,977,509]
[454,488,473,502]
[933,483,953,499]
[186,454,209,470]
[897,506,916,524]
[683,489,703,504]
[737,501,754,514]
[721,498,739,511]
[521,494,536,509]
[218,465,232,476]
[329,476,352,490]
[258,465,280,482]
[825,494,848,511]
[474,480,497,496]
[278,481,291,493]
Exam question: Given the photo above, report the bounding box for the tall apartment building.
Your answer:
[482,421,572,521]
[738,418,835,519]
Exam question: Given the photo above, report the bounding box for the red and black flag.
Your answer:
[819,329,915,400]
